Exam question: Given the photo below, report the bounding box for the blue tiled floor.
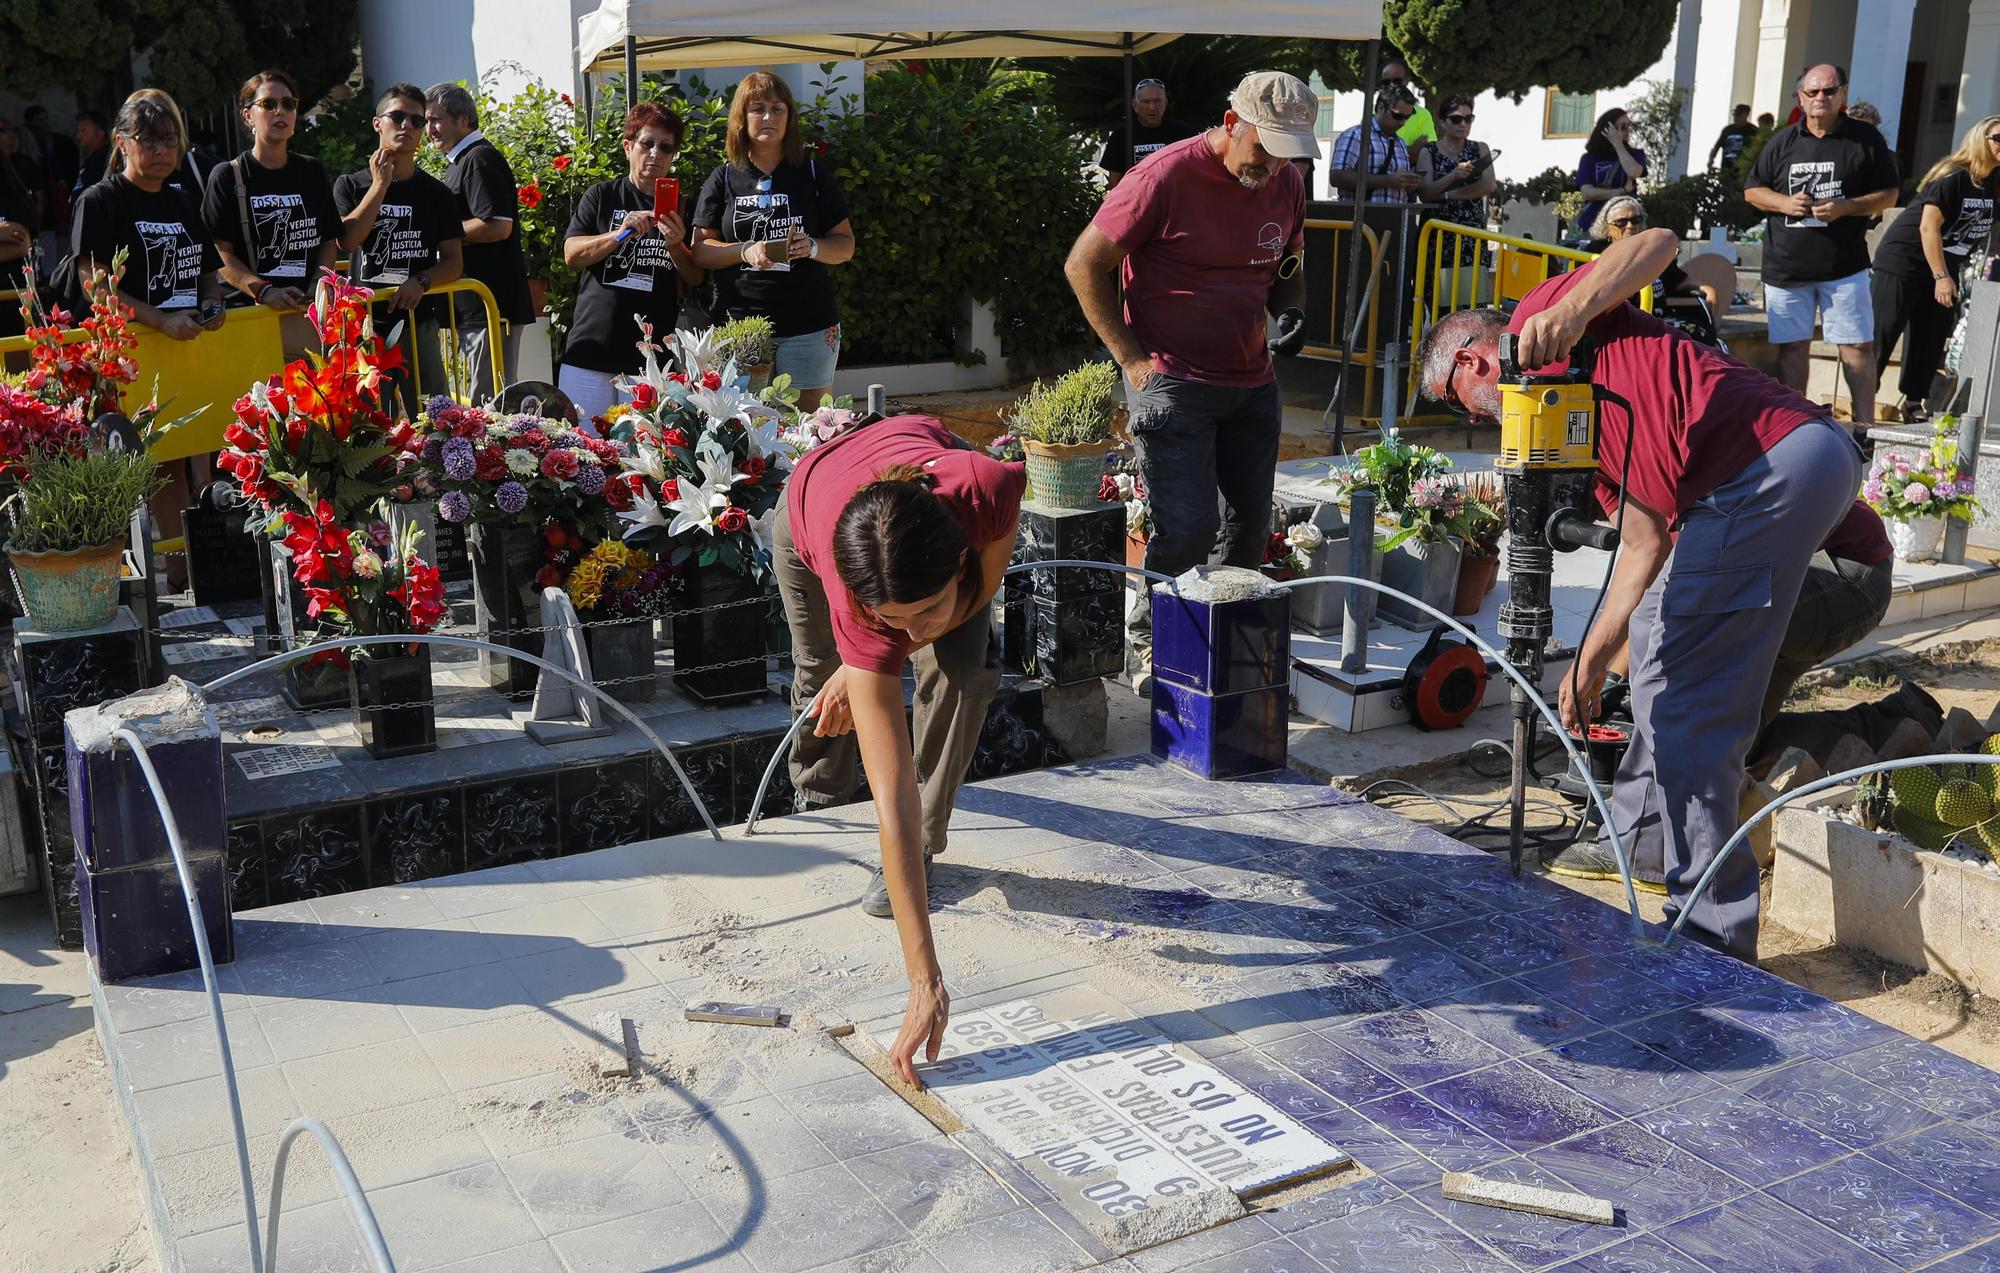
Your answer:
[960,757,2000,1272]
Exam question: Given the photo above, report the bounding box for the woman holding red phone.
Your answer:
[558,102,704,427]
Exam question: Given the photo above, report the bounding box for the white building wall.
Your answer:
[359,0,597,100]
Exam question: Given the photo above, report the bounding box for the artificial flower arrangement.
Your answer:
[564,539,673,619]
[1862,419,1980,523]
[12,250,141,420]
[1264,521,1326,574]
[784,402,864,456]
[411,397,630,534]
[607,325,792,579]
[217,269,443,653]
[1097,466,1150,539]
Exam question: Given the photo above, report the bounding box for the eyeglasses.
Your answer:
[632,137,678,153]
[253,96,299,113]
[378,109,422,128]
[1608,217,1645,229]
[1987,133,2000,145]
[1441,332,1478,415]
[1444,114,1474,124]
[1390,110,1414,123]
[1135,78,1166,91]
[125,133,180,153]
[1800,85,1844,98]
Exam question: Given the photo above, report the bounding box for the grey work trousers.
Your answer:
[771,496,1001,856]
[1599,418,1863,958]
[1123,374,1284,661]
[453,291,522,405]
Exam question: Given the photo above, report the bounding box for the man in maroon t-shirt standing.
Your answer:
[1417,227,1865,958]
[1064,70,1315,689]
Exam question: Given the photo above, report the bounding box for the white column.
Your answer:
[1752,0,1798,124]
[1956,0,2000,141]
[1689,0,1754,172]
[1849,0,1917,143]
[1665,0,1704,179]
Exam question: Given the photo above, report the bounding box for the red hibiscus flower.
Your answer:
[717,506,748,533]
[629,381,658,410]
[552,154,571,171]
[540,449,580,479]
[518,182,544,209]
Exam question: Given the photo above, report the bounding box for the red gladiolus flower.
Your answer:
[629,382,658,410]
[717,506,748,533]
[519,183,543,209]
[552,154,571,171]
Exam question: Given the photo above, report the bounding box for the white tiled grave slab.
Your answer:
[897,984,1346,1250]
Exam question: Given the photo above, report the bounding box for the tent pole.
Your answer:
[581,73,594,132]
[1123,34,1134,165]
[1332,36,1382,454]
[625,35,640,112]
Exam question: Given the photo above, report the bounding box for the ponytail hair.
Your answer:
[833,464,979,624]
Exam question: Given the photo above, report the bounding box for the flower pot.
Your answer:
[528,277,550,317]
[671,564,770,705]
[1379,536,1463,629]
[1023,439,1115,510]
[1888,514,1944,563]
[469,522,545,698]
[585,617,657,702]
[8,540,125,631]
[349,645,436,759]
[1453,552,1501,617]
[745,362,774,394]
[1288,537,1382,635]
[286,653,350,711]
[1125,533,1148,570]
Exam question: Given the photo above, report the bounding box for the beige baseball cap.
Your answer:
[1229,71,1320,160]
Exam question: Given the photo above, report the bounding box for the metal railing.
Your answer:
[1404,222,1653,418]
[1300,217,1388,409]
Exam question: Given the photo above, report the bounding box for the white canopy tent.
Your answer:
[575,1,1385,73]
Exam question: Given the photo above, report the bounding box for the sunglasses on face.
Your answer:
[378,109,422,128]
[1800,85,1843,98]
[1391,111,1414,123]
[632,137,677,153]
[1987,134,2000,145]
[1445,114,1474,124]
[253,96,299,113]
[1609,217,1645,229]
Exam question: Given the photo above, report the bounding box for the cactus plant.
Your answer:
[1884,735,2000,865]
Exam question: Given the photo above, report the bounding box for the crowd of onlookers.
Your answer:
[0,72,858,417]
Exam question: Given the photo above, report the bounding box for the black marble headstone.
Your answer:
[183,483,265,606]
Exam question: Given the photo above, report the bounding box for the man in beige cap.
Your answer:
[1065,70,1315,691]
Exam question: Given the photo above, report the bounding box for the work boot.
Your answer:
[860,854,936,918]
[1542,842,1666,894]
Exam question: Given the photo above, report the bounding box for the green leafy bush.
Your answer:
[1639,170,1760,238]
[715,316,776,367]
[1008,361,1120,446]
[298,83,382,182]
[7,449,164,552]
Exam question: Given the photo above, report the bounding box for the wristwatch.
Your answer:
[415,270,433,291]
[808,238,821,261]
[1934,270,1950,280]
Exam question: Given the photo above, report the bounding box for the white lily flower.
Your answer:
[624,442,668,483]
[741,411,788,465]
[246,379,274,419]
[672,328,722,377]
[747,505,779,564]
[693,444,744,493]
[687,382,758,426]
[665,472,729,537]
[618,486,668,535]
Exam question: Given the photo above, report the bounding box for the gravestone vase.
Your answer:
[469,522,545,698]
[671,565,769,705]
[349,645,437,760]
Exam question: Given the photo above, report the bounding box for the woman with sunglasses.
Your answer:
[71,89,223,340]
[1415,96,1495,296]
[1870,116,2000,424]
[559,102,705,425]
[1573,107,1647,243]
[201,70,340,317]
[690,73,856,408]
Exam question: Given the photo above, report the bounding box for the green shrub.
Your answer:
[7,450,164,552]
[715,316,776,367]
[1008,361,1120,446]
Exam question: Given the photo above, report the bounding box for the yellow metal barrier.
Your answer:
[1406,221,1651,414]
[1300,217,1386,409]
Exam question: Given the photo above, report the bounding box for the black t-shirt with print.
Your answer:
[1874,168,2000,280]
[1712,123,1757,164]
[444,137,535,324]
[201,151,340,285]
[1094,119,1201,175]
[692,157,848,338]
[71,173,220,311]
[1746,116,1900,287]
[331,167,462,287]
[562,178,686,374]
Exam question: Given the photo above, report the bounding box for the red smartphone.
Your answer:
[653,177,679,219]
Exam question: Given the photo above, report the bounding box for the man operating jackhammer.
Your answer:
[1416,227,1865,958]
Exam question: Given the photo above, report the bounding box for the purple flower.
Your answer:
[442,436,477,480]
[421,436,444,463]
[438,490,471,523]
[573,463,606,495]
[425,395,454,417]
[368,520,392,545]
[495,481,529,514]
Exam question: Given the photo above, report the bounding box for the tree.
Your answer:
[1019,37,1320,142]
[1313,0,1677,99]
[0,1,359,117]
